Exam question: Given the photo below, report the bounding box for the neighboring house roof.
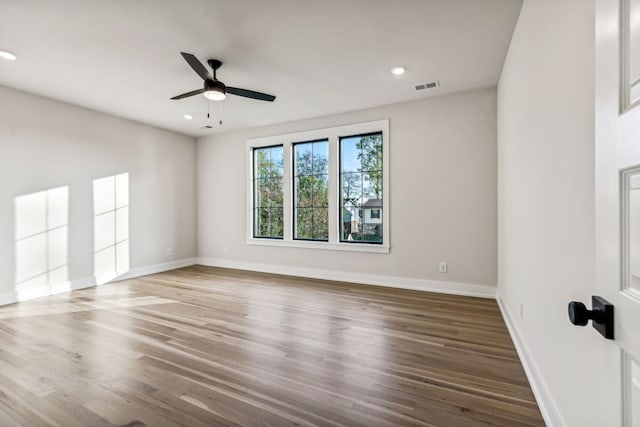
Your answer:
[363,198,382,208]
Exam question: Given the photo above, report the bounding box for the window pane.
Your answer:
[295,177,313,208]
[313,208,329,240]
[255,208,269,236]
[312,141,329,174]
[340,137,360,173]
[341,204,363,242]
[341,208,353,241]
[358,134,383,172]
[311,175,328,208]
[255,177,283,208]
[270,208,283,238]
[255,207,284,239]
[255,146,284,179]
[255,148,270,179]
[362,221,383,243]
[341,172,362,206]
[296,208,313,239]
[271,146,284,177]
[363,171,382,200]
[339,132,383,244]
[295,143,313,175]
[265,177,283,208]
[255,179,265,207]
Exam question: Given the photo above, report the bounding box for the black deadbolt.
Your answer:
[567,296,614,340]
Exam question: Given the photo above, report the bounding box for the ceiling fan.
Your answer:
[171,52,276,102]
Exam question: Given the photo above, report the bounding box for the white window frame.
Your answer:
[246,119,389,253]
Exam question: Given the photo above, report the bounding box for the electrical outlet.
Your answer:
[439,262,448,273]
[223,246,229,254]
[166,247,173,256]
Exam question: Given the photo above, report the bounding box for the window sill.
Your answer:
[246,238,390,253]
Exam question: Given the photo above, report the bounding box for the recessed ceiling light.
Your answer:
[391,66,406,76]
[184,114,193,120]
[0,51,17,61]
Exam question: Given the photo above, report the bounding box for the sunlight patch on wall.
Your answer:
[93,173,130,284]
[14,186,70,301]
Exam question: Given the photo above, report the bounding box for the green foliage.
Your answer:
[341,173,360,205]
[256,208,283,237]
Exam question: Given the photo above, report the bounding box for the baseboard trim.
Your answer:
[0,291,17,307]
[71,276,96,291]
[113,258,197,282]
[0,258,198,307]
[496,292,564,427]
[0,276,95,307]
[196,257,496,299]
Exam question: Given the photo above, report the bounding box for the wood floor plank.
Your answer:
[0,265,544,426]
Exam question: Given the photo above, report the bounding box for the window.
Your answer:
[247,120,388,253]
[340,132,383,243]
[293,140,329,241]
[253,145,284,239]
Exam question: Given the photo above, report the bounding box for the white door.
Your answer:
[596,0,640,425]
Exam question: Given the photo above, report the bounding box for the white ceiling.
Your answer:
[0,0,522,137]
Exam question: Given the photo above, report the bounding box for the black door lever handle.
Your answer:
[568,301,600,325]
[567,296,614,340]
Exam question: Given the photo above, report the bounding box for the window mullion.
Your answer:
[310,151,315,239]
[328,135,338,244]
[283,142,292,241]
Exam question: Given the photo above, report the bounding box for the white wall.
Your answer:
[497,0,600,425]
[0,85,197,304]
[198,89,497,295]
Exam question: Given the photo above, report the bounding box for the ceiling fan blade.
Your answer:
[171,88,206,100]
[227,87,276,102]
[180,52,213,81]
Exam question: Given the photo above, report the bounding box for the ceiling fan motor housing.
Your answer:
[205,79,226,94]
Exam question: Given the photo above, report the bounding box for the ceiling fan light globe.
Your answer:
[203,89,226,101]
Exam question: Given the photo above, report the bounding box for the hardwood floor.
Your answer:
[0,266,544,426]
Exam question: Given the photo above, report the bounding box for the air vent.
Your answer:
[414,81,440,91]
